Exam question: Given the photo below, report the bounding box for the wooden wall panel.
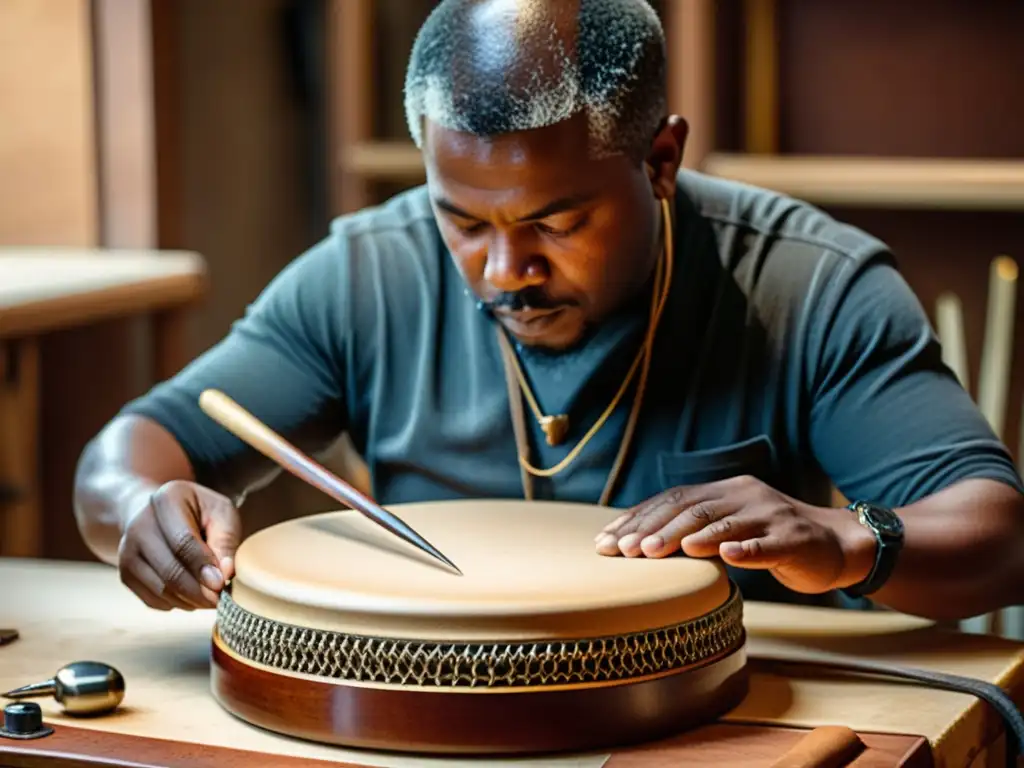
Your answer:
[2,0,333,560]
[94,0,159,249]
[0,0,135,562]
[0,0,98,245]
[713,0,744,154]
[771,0,1024,461]
[170,0,337,537]
[37,0,157,562]
[177,0,315,354]
[777,0,1024,158]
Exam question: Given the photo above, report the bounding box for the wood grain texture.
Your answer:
[211,631,749,755]
[777,0,1024,158]
[151,308,189,383]
[0,250,207,339]
[767,725,865,768]
[0,723,358,768]
[0,338,39,556]
[701,155,1024,210]
[0,0,98,246]
[604,724,932,767]
[663,0,717,169]
[2,559,1017,767]
[0,722,933,768]
[743,0,778,153]
[93,0,158,250]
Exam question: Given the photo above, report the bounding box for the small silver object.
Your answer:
[2,661,125,716]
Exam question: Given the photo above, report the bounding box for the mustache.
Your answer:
[479,286,569,312]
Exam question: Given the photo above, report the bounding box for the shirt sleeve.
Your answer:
[806,253,1024,508]
[120,234,350,499]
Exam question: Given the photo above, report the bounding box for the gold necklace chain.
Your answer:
[497,196,675,500]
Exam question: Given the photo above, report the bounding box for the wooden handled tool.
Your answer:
[769,725,864,768]
[198,389,461,575]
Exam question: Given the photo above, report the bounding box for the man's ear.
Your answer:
[644,115,689,199]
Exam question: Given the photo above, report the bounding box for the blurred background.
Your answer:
[1,0,1022,592]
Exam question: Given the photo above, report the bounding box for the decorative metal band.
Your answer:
[215,583,744,689]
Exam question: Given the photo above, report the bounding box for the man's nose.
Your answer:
[483,230,548,293]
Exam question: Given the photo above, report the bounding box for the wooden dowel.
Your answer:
[743,0,778,154]
[977,255,1018,440]
[769,725,865,768]
[666,0,716,169]
[935,292,970,392]
[963,255,1018,638]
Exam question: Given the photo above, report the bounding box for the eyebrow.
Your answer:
[433,194,594,223]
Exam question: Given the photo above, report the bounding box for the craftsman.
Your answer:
[73,0,1024,621]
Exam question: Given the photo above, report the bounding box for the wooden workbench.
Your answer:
[1,558,1021,767]
[0,247,207,558]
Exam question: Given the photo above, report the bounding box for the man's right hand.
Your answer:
[117,480,241,611]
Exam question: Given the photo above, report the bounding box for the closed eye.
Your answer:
[454,220,487,235]
[536,217,587,238]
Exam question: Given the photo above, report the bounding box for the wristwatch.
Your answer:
[841,500,905,597]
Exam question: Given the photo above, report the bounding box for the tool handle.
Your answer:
[198,389,370,511]
[198,389,460,574]
[768,725,864,768]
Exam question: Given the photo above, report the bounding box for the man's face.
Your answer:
[423,114,682,351]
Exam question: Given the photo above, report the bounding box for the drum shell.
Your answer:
[210,629,749,755]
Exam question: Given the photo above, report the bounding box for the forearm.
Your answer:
[73,415,196,566]
[838,478,1024,621]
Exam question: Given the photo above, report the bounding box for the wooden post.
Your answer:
[328,0,374,215]
[152,308,188,383]
[0,338,41,557]
[744,0,778,154]
[664,0,717,170]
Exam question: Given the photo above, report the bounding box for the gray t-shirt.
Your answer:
[122,170,1024,607]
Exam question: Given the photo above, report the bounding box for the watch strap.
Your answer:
[841,501,902,598]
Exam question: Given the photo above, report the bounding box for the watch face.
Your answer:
[858,504,904,537]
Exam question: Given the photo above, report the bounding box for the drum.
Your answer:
[210,499,748,755]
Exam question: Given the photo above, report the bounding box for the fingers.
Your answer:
[118,532,198,611]
[117,481,240,611]
[596,485,724,556]
[631,500,753,558]
[198,492,242,581]
[594,478,844,594]
[121,558,194,611]
[675,503,780,558]
[598,511,633,536]
[137,528,219,609]
[718,536,791,570]
[152,487,224,600]
[621,499,732,557]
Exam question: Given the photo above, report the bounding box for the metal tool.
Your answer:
[2,661,125,716]
[197,389,462,574]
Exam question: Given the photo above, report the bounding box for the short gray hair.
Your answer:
[404,0,667,162]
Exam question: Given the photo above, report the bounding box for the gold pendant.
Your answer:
[539,414,570,446]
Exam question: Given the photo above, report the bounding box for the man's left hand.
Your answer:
[595,475,876,595]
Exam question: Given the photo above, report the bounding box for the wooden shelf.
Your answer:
[338,144,1024,212]
[701,153,1024,210]
[340,141,424,180]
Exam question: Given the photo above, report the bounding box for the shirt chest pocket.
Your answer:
[657,434,778,489]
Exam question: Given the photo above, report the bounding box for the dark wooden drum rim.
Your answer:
[211,629,750,755]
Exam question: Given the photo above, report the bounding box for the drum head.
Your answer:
[230,498,731,641]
